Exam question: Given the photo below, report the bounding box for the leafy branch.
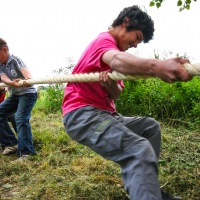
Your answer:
[149,0,198,11]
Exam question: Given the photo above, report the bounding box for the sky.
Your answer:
[1,0,200,77]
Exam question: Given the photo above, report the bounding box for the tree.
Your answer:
[149,0,197,11]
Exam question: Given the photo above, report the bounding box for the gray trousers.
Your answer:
[63,106,162,200]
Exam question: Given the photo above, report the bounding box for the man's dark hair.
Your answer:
[111,5,154,43]
[0,38,8,50]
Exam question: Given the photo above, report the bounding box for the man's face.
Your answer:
[118,29,144,51]
[0,47,9,64]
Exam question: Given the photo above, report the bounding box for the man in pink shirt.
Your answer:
[62,5,190,200]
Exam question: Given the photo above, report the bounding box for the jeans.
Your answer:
[0,93,37,156]
[8,115,17,133]
[63,106,162,200]
[0,120,18,147]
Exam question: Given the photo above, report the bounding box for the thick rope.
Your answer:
[0,63,200,87]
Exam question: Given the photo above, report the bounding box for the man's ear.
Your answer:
[124,17,130,23]
[122,21,127,28]
[122,17,130,28]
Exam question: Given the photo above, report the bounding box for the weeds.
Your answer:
[0,113,199,200]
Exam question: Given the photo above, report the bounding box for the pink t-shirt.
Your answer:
[62,32,124,116]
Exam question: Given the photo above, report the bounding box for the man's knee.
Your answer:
[146,117,161,131]
[144,117,161,139]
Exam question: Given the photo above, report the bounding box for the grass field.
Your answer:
[0,112,199,200]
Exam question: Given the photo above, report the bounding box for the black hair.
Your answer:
[0,38,8,50]
[111,5,154,43]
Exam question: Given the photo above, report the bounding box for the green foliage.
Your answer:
[149,0,197,11]
[44,83,64,113]
[115,77,200,128]
[33,85,64,114]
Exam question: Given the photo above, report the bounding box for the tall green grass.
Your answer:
[115,77,200,129]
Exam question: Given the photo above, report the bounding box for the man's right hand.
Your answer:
[155,57,192,83]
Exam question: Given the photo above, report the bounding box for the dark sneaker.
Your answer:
[161,189,182,200]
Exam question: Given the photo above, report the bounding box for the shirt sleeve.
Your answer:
[91,34,119,67]
[12,55,27,69]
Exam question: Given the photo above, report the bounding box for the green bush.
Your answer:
[115,77,200,128]
[33,83,65,114]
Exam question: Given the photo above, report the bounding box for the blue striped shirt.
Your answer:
[0,54,36,95]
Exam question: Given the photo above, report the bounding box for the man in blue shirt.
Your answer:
[0,38,37,159]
